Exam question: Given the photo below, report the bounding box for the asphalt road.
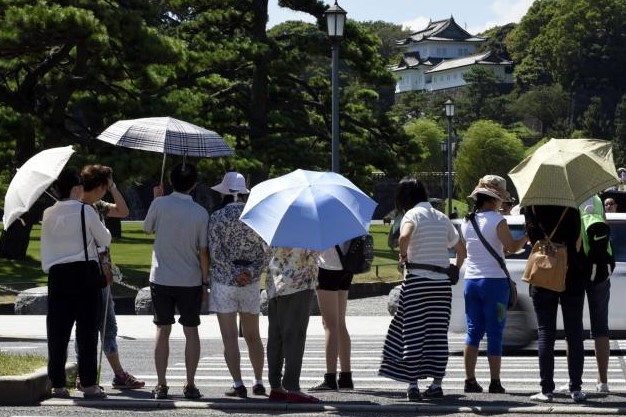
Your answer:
[2,295,626,415]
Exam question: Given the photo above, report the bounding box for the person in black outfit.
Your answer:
[523,205,586,403]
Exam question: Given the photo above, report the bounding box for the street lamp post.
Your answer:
[325,1,347,173]
[445,99,455,215]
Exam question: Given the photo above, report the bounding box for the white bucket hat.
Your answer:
[211,172,249,195]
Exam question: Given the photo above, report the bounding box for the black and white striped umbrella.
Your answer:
[97,117,234,158]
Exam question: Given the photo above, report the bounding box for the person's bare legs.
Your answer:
[317,289,340,373]
[464,345,479,380]
[154,325,171,386]
[240,312,264,382]
[488,355,501,380]
[106,352,124,375]
[183,326,200,386]
[336,290,351,372]
[217,313,242,382]
[595,336,610,384]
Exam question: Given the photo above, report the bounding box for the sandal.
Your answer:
[82,385,107,399]
[51,387,70,398]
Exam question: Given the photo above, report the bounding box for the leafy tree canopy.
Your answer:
[454,120,525,201]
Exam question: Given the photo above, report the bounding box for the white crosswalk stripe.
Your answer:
[131,335,626,393]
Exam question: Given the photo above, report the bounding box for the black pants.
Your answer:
[530,285,585,393]
[47,261,102,388]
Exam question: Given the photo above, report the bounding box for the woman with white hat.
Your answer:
[208,172,270,398]
[461,175,528,394]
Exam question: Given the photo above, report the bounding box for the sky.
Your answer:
[268,0,534,35]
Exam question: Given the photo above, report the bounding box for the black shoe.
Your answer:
[489,380,506,394]
[225,385,247,398]
[464,379,483,393]
[423,385,443,399]
[183,384,202,399]
[407,386,422,402]
[310,373,338,391]
[252,384,266,396]
[338,372,354,389]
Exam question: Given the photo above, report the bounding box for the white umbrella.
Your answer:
[240,169,378,251]
[96,117,234,182]
[2,146,75,229]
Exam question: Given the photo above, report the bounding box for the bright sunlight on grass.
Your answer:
[0,351,47,376]
[0,222,404,291]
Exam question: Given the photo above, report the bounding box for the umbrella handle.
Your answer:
[160,153,167,185]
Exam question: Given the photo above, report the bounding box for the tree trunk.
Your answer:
[1,116,38,259]
[248,0,270,185]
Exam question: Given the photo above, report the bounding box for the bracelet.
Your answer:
[201,283,209,287]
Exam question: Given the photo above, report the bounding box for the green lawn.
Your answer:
[0,223,402,298]
[0,351,47,377]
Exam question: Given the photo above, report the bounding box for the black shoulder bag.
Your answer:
[469,215,517,309]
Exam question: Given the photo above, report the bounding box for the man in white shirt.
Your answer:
[144,163,209,400]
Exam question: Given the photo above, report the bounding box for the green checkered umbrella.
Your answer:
[508,138,619,208]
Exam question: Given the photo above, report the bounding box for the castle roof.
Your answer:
[396,16,485,46]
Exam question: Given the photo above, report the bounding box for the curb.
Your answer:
[0,362,76,405]
[348,281,401,299]
[40,398,626,414]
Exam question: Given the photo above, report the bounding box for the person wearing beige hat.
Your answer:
[208,172,269,398]
[461,175,528,395]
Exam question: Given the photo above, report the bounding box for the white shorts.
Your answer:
[209,281,261,314]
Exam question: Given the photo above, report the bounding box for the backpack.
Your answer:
[580,212,615,283]
[336,234,374,274]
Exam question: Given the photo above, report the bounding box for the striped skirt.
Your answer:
[378,273,452,383]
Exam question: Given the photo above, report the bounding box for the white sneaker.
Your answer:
[530,392,553,402]
[571,390,586,402]
[596,383,610,393]
[555,382,570,393]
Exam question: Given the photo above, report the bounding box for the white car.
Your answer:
[450,213,625,349]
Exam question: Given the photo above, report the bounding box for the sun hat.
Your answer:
[211,172,249,195]
[469,175,510,201]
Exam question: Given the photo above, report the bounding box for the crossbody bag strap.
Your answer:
[532,206,568,240]
[81,203,89,262]
[469,215,510,279]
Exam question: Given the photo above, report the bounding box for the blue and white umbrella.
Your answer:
[240,169,377,251]
[97,116,234,181]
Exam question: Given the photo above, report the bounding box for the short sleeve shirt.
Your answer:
[266,247,319,299]
[402,202,459,270]
[208,202,269,286]
[143,192,209,287]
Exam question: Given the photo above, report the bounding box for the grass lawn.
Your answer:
[0,223,402,300]
[0,351,47,377]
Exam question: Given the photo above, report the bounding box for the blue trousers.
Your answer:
[464,278,509,356]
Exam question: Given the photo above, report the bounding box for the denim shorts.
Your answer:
[586,279,611,338]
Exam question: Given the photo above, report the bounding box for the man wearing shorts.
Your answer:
[144,163,209,400]
[208,172,269,398]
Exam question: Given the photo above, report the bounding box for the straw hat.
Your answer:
[469,175,510,201]
[211,172,249,195]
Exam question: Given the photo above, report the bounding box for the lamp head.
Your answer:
[444,99,455,117]
[325,1,347,39]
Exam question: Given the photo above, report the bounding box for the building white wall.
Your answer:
[403,41,478,59]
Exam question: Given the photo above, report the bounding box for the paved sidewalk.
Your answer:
[0,315,393,341]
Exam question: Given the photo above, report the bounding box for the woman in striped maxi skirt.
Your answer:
[379,178,466,401]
